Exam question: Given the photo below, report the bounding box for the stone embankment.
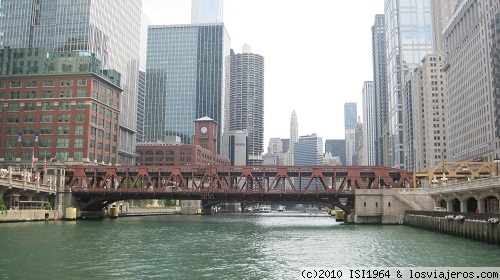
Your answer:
[0,210,60,222]
[405,214,499,244]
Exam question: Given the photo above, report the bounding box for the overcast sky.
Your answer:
[141,0,384,147]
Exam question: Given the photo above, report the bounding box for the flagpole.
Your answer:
[31,146,35,171]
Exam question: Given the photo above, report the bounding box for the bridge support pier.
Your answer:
[201,199,212,215]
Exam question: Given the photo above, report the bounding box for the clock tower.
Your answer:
[193,116,218,154]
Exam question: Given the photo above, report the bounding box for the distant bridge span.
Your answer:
[66,165,413,212]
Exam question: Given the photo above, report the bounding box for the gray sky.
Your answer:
[142,0,384,147]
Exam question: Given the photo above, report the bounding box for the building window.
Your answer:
[90,140,95,148]
[40,115,53,123]
[38,139,52,148]
[6,127,17,135]
[76,102,85,110]
[24,103,36,111]
[41,102,54,110]
[97,130,103,138]
[56,152,69,161]
[22,139,34,147]
[59,90,72,98]
[75,126,84,135]
[57,126,70,134]
[75,114,85,122]
[9,81,22,88]
[26,81,38,87]
[26,91,37,98]
[7,103,20,111]
[0,81,5,88]
[42,91,55,98]
[9,92,21,99]
[58,102,71,110]
[42,80,56,87]
[58,114,71,122]
[77,79,87,86]
[40,127,52,134]
[23,127,35,135]
[90,127,96,136]
[23,115,36,122]
[60,80,73,87]
[5,152,16,160]
[74,152,83,161]
[77,89,86,97]
[7,115,19,123]
[56,139,69,148]
[97,142,103,151]
[5,139,17,148]
[74,139,84,148]
[89,153,95,162]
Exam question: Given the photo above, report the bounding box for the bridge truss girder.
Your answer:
[65,165,413,211]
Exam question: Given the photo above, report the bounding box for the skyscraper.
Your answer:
[191,0,224,24]
[229,45,264,165]
[362,82,375,166]
[294,134,323,166]
[0,0,142,165]
[144,23,230,154]
[344,103,357,166]
[325,139,346,166]
[385,0,433,169]
[286,110,299,165]
[371,14,388,166]
[444,0,500,161]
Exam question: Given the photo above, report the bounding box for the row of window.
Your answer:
[1,79,87,88]
[1,90,85,99]
[4,126,117,141]
[5,101,86,111]
[4,138,116,150]
[3,151,116,165]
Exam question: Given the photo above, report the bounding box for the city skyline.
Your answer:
[141,0,383,145]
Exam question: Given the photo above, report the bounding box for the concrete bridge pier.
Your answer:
[201,199,212,214]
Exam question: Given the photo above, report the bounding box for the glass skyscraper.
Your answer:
[372,14,388,167]
[229,45,264,165]
[385,0,433,169]
[0,0,142,165]
[191,0,224,24]
[144,23,230,153]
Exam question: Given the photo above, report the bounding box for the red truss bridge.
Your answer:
[66,165,413,212]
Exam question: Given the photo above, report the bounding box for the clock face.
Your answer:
[201,126,208,134]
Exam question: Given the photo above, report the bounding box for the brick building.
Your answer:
[136,117,230,166]
[0,47,121,168]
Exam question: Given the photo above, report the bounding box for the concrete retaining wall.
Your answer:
[0,210,60,222]
[405,214,500,244]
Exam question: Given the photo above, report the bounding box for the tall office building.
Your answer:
[362,82,375,166]
[325,139,346,166]
[286,110,299,165]
[444,0,500,161]
[411,54,448,170]
[294,134,323,166]
[385,0,433,169]
[344,103,357,166]
[430,0,457,52]
[136,13,153,144]
[144,23,230,154]
[229,45,264,165]
[371,14,388,166]
[192,0,224,24]
[0,0,142,165]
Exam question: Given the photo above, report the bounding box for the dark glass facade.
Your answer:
[145,24,230,154]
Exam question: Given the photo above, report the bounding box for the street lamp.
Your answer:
[494,157,500,176]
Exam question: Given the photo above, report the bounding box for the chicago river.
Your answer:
[0,213,498,279]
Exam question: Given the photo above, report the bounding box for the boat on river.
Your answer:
[277,205,285,212]
[258,205,271,213]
